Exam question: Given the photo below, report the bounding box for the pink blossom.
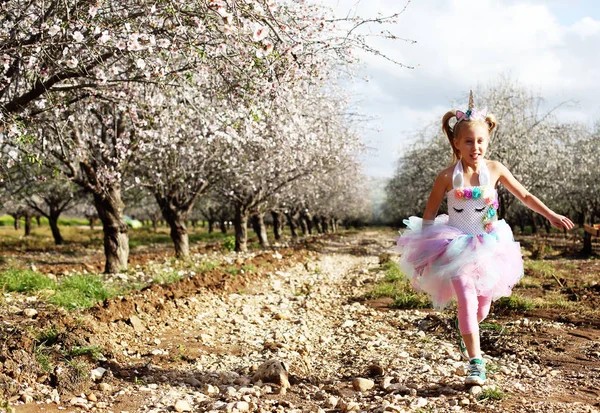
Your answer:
[72,31,84,42]
[89,5,99,18]
[253,24,269,42]
[66,57,78,69]
[48,25,61,36]
[99,31,111,44]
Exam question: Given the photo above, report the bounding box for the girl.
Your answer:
[396,92,574,386]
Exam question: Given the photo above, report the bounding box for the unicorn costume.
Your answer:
[396,160,523,310]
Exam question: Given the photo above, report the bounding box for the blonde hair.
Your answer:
[442,111,498,162]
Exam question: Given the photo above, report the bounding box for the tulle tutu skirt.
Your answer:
[395,215,523,309]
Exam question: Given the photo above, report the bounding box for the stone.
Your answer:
[327,396,339,408]
[381,376,393,390]
[129,315,146,332]
[24,308,38,317]
[184,377,202,387]
[98,382,112,392]
[87,392,98,402]
[460,398,470,406]
[469,385,483,397]
[251,359,290,388]
[235,401,250,412]
[352,378,374,392]
[174,399,192,412]
[70,397,88,407]
[21,393,34,403]
[91,367,107,381]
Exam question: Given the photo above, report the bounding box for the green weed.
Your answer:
[0,269,55,292]
[36,327,60,345]
[65,345,104,360]
[241,264,256,273]
[153,270,185,285]
[34,344,54,373]
[221,236,235,251]
[50,274,117,309]
[494,295,536,311]
[392,292,430,309]
[480,322,503,331]
[477,386,506,401]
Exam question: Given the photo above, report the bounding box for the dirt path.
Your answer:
[9,229,600,412]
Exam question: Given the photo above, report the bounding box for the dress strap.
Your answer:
[452,160,491,188]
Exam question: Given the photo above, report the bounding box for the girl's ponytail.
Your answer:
[442,110,460,163]
[486,114,498,134]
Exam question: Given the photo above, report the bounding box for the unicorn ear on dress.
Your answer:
[452,161,464,188]
[479,161,491,186]
[456,111,465,120]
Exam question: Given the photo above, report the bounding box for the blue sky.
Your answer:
[321,0,600,178]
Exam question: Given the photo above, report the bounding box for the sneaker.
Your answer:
[454,317,469,360]
[465,358,486,385]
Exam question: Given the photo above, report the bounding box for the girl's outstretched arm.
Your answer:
[495,162,574,230]
[423,170,451,221]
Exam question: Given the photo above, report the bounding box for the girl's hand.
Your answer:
[548,213,575,230]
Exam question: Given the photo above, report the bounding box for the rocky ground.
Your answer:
[3,229,600,413]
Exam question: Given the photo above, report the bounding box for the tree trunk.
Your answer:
[11,214,19,230]
[234,204,249,252]
[299,215,308,236]
[330,218,337,233]
[271,211,282,241]
[220,220,227,234]
[529,211,537,234]
[89,218,96,230]
[313,216,324,233]
[321,216,329,233]
[48,213,64,245]
[252,213,270,247]
[152,219,158,232]
[36,216,42,226]
[303,213,313,235]
[93,186,129,274]
[24,215,32,236]
[155,197,190,259]
[286,213,298,239]
[208,219,215,234]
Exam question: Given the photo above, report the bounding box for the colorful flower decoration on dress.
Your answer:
[454,186,498,233]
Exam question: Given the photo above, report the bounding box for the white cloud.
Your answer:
[319,0,600,177]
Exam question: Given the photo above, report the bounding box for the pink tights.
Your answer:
[451,267,492,335]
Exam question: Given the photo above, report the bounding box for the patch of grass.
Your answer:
[494,295,536,311]
[34,344,54,373]
[370,283,398,298]
[518,276,542,289]
[381,261,403,282]
[477,386,506,401]
[0,399,15,413]
[65,345,103,360]
[196,260,218,272]
[0,269,55,292]
[225,266,239,276]
[50,274,118,310]
[222,236,235,251]
[392,292,430,309]
[153,270,185,285]
[36,327,60,345]
[524,260,557,278]
[480,322,503,331]
[241,264,256,273]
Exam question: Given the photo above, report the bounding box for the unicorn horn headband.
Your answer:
[456,90,487,124]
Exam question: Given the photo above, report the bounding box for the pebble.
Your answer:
[23,308,38,317]
[174,399,192,412]
[235,401,250,411]
[352,377,374,392]
[91,367,107,380]
[98,382,112,392]
[469,386,482,397]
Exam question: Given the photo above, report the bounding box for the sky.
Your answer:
[320,0,600,178]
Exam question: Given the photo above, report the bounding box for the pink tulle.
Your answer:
[395,215,523,309]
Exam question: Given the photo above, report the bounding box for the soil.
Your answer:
[1,229,600,412]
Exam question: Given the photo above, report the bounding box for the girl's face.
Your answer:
[454,123,490,167]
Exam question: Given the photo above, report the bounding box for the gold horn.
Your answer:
[468,90,474,110]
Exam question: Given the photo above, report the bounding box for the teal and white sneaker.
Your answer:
[454,317,469,360]
[465,358,486,385]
